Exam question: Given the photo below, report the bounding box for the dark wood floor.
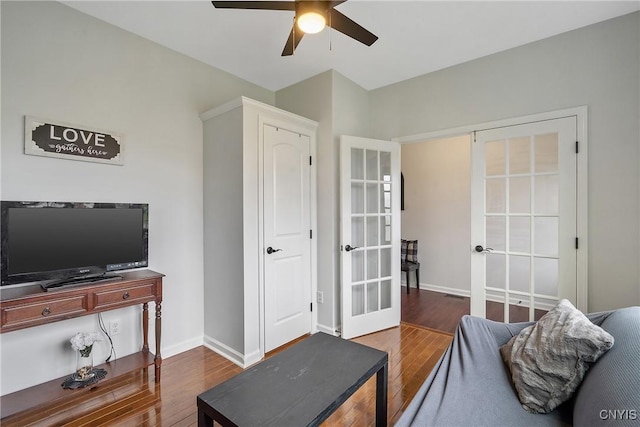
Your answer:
[2,323,453,426]
[401,288,470,333]
[401,287,547,333]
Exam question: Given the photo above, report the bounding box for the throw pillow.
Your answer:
[500,299,614,414]
[405,240,418,263]
[401,239,408,263]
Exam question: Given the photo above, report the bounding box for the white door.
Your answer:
[263,124,312,352]
[470,117,577,322]
[340,136,401,339]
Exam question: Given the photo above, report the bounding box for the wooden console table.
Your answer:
[0,269,163,420]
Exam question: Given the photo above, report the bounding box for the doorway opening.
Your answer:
[400,134,472,333]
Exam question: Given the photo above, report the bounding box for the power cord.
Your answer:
[98,313,116,363]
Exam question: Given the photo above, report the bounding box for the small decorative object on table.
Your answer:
[70,332,102,381]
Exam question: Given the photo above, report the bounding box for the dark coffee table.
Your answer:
[197,332,389,427]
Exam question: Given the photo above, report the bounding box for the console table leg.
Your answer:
[155,301,162,383]
[142,302,149,353]
[375,362,388,427]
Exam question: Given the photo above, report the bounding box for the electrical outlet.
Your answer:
[316,291,324,304]
[110,319,121,336]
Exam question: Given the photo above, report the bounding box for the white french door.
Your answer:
[340,135,401,339]
[470,117,577,322]
[263,124,312,352]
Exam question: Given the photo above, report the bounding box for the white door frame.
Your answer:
[393,107,588,312]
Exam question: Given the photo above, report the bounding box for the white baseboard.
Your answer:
[316,323,339,336]
[162,336,203,359]
[202,334,262,368]
[402,282,471,298]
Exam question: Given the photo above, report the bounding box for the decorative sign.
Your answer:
[25,116,123,165]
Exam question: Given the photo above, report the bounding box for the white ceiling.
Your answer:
[62,1,640,91]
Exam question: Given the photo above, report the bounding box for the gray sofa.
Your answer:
[396,306,640,426]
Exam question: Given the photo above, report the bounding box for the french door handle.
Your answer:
[474,245,493,253]
[345,244,359,252]
[266,246,282,255]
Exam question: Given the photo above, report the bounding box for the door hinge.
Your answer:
[575,237,579,249]
[310,229,312,239]
[576,141,579,154]
[309,156,312,166]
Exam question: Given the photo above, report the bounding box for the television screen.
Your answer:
[1,201,148,287]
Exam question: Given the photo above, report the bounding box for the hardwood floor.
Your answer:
[2,324,452,426]
[401,288,469,333]
[401,287,547,333]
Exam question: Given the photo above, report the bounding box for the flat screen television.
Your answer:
[1,201,148,289]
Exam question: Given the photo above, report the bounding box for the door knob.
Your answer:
[266,246,282,255]
[474,245,493,253]
[345,244,359,252]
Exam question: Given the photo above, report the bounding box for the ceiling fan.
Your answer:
[211,1,378,56]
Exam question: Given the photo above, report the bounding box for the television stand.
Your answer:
[0,269,163,421]
[41,273,123,291]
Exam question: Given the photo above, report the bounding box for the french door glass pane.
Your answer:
[486,289,504,322]
[534,133,558,172]
[380,247,391,277]
[351,183,364,213]
[534,257,558,296]
[367,216,378,246]
[486,216,506,252]
[380,216,391,245]
[366,282,379,313]
[367,249,378,280]
[366,183,378,213]
[352,284,364,316]
[485,140,505,176]
[381,182,391,213]
[351,217,364,247]
[509,137,531,174]
[352,250,364,282]
[380,152,391,178]
[509,255,530,293]
[535,217,558,256]
[534,175,559,214]
[351,148,364,179]
[509,217,531,253]
[366,150,378,180]
[509,177,531,213]
[486,179,506,213]
[380,280,391,309]
[486,253,505,289]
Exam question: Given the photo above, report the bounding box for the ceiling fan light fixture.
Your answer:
[297,11,326,34]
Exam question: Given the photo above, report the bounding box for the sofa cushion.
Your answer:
[500,299,614,414]
[573,306,640,425]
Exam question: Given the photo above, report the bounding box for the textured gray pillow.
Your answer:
[500,299,614,414]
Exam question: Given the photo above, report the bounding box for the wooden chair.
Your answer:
[401,239,420,294]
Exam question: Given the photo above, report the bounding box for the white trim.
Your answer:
[418,283,471,298]
[394,106,588,313]
[200,96,318,128]
[203,334,262,369]
[316,323,339,336]
[160,336,204,359]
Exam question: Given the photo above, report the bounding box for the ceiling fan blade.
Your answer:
[328,8,378,46]
[211,1,295,11]
[282,23,305,56]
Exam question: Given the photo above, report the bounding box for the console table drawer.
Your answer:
[93,283,156,309]
[1,296,88,330]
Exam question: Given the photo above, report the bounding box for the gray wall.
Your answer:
[276,70,370,332]
[370,11,640,312]
[401,135,471,294]
[0,1,273,395]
